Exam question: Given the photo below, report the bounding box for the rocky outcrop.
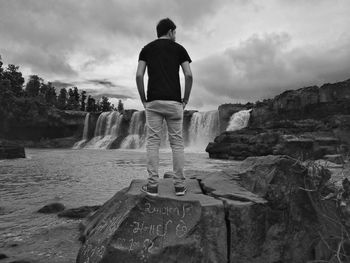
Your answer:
[58,205,101,219]
[218,104,251,132]
[77,155,348,262]
[2,108,88,141]
[206,127,341,161]
[37,202,65,213]
[0,140,25,159]
[209,78,350,160]
[77,179,227,263]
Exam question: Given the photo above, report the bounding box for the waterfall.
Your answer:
[120,111,168,149]
[84,111,123,149]
[188,110,220,149]
[120,111,146,149]
[74,109,224,151]
[73,113,90,149]
[226,109,252,131]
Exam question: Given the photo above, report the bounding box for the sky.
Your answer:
[1,0,350,111]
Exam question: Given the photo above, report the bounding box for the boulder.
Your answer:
[37,202,65,214]
[58,205,101,219]
[323,154,344,165]
[77,179,227,263]
[0,140,25,159]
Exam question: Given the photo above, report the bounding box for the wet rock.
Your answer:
[195,155,331,263]
[77,179,227,263]
[37,202,65,213]
[218,103,249,132]
[323,154,344,165]
[0,140,25,159]
[0,253,8,260]
[58,205,101,219]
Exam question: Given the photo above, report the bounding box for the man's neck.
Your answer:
[159,36,171,40]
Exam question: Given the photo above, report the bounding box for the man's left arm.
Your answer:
[136,60,147,108]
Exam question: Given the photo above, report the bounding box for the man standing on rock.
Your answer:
[136,18,193,196]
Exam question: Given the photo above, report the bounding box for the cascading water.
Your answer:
[226,109,252,131]
[73,113,90,149]
[120,111,146,149]
[120,111,169,149]
[84,111,123,149]
[188,110,220,150]
[74,110,223,151]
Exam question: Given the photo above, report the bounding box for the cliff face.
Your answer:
[208,78,350,160]
[218,104,250,132]
[2,108,88,141]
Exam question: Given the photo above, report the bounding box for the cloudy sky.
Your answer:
[1,0,350,111]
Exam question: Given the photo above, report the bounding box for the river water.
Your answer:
[0,148,234,262]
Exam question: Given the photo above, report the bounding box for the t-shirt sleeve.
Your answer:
[179,46,192,64]
[138,47,147,62]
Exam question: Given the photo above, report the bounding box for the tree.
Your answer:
[80,90,87,111]
[57,88,67,110]
[25,75,41,97]
[66,88,75,110]
[117,99,124,113]
[73,87,80,104]
[45,82,57,105]
[2,64,24,96]
[0,55,3,76]
[100,96,112,112]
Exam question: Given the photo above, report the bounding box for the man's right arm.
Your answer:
[181,61,193,107]
[136,60,147,108]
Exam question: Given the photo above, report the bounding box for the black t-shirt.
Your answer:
[138,39,192,102]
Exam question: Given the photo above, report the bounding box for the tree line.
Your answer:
[0,55,125,135]
[0,55,124,113]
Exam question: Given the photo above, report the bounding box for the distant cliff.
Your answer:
[1,106,88,142]
[208,78,350,160]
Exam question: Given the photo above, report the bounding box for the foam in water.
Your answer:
[75,110,222,151]
[120,111,146,149]
[226,109,252,131]
[188,110,220,150]
[84,111,123,149]
[73,113,90,149]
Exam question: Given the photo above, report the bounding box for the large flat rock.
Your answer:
[77,179,227,263]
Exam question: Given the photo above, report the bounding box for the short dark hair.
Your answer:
[156,18,176,38]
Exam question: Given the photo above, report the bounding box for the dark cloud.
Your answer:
[85,91,131,100]
[88,79,117,88]
[51,80,76,89]
[192,33,350,106]
[0,0,227,79]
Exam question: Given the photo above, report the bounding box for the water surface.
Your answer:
[0,148,235,262]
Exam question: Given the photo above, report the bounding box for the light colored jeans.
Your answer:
[145,100,185,187]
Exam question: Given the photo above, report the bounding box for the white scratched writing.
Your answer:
[132,220,172,237]
[144,202,193,219]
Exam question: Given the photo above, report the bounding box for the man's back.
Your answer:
[139,39,191,102]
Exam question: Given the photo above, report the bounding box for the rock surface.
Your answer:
[37,203,65,214]
[209,78,350,160]
[77,155,347,262]
[58,205,101,219]
[1,108,88,142]
[0,140,25,159]
[77,179,227,263]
